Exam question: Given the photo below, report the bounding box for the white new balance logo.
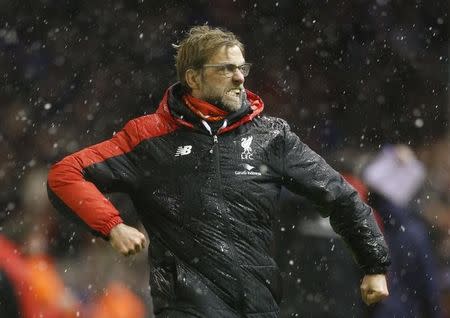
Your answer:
[175,145,192,156]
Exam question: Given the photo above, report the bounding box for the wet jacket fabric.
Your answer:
[47,83,390,318]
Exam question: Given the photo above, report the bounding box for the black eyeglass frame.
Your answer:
[201,62,252,77]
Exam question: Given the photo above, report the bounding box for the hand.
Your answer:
[109,223,147,256]
[360,274,389,305]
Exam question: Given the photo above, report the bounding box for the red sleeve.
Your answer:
[48,112,178,236]
[47,120,144,236]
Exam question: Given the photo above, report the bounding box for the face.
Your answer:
[193,45,246,112]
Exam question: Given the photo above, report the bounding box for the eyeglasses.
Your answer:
[202,63,252,77]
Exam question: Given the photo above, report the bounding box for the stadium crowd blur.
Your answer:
[0,0,448,317]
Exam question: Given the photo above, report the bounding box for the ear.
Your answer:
[185,69,201,90]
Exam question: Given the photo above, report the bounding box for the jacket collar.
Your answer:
[156,83,264,135]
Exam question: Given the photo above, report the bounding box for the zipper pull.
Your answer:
[210,135,218,154]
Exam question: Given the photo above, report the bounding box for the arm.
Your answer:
[277,121,390,303]
[47,120,146,254]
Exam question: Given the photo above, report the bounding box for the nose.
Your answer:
[232,68,245,85]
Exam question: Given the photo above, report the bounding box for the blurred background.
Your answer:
[0,0,448,317]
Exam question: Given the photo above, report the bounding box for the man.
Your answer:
[47,26,390,317]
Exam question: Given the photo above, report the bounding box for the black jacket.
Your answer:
[47,83,390,317]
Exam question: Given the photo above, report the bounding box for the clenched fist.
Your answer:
[109,223,147,256]
[360,274,389,305]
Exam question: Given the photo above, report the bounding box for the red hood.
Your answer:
[156,84,264,134]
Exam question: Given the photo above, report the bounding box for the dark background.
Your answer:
[0,0,448,317]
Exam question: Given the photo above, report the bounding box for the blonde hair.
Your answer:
[173,26,245,90]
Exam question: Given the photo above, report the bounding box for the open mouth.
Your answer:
[226,89,242,98]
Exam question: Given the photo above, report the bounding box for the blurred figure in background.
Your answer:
[0,234,41,318]
[362,145,443,318]
[86,282,146,318]
[0,168,80,318]
[1,166,149,317]
[417,137,450,316]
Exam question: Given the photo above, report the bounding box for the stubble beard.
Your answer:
[220,93,243,112]
[204,89,244,113]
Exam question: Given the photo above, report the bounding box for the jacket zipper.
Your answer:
[212,134,246,316]
[209,135,218,154]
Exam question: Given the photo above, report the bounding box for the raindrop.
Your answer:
[376,95,386,104]
[6,202,15,211]
[44,103,52,110]
[414,118,424,128]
